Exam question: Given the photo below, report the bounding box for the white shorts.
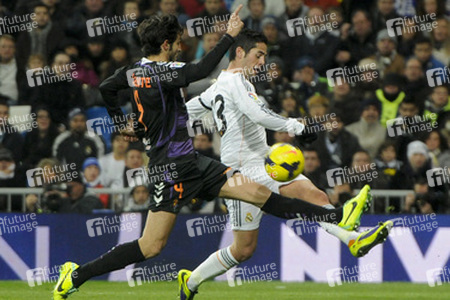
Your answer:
[225,164,309,231]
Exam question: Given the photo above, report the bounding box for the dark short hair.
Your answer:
[126,142,145,153]
[248,0,265,7]
[33,2,50,12]
[414,36,432,47]
[229,28,268,61]
[351,9,371,22]
[138,14,183,56]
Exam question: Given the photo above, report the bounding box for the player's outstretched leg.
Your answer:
[53,211,176,299]
[280,180,381,255]
[219,173,371,230]
[179,229,257,299]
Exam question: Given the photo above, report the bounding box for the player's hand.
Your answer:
[296,122,318,144]
[226,4,244,37]
[120,127,139,142]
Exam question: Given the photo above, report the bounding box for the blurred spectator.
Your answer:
[19,54,46,105]
[123,185,150,212]
[65,0,110,43]
[416,0,447,19]
[193,131,220,161]
[326,6,344,37]
[31,52,85,126]
[303,148,328,191]
[262,17,282,57]
[290,57,331,111]
[243,0,266,32]
[231,0,285,19]
[424,85,450,126]
[158,0,190,25]
[307,94,329,120]
[391,140,431,189]
[52,108,105,171]
[375,73,406,127]
[100,41,131,81]
[397,17,425,58]
[423,130,448,168]
[99,132,128,187]
[347,149,389,191]
[196,0,229,28]
[431,18,450,66]
[404,177,448,214]
[41,0,68,20]
[0,98,24,163]
[187,32,228,97]
[114,0,145,60]
[310,112,361,170]
[370,29,405,79]
[347,99,386,159]
[336,10,376,68]
[0,35,26,104]
[82,157,109,208]
[85,37,109,75]
[277,0,309,40]
[388,97,425,162]
[413,37,446,72]
[22,106,60,167]
[281,6,340,77]
[25,157,60,212]
[16,3,66,71]
[65,179,104,214]
[371,0,399,33]
[113,143,145,189]
[279,91,302,118]
[255,56,291,111]
[329,79,360,125]
[63,39,100,88]
[0,148,27,212]
[404,57,431,103]
[375,141,403,181]
[352,57,381,101]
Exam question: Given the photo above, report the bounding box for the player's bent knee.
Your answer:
[316,189,330,206]
[250,183,272,206]
[138,238,167,259]
[231,243,257,262]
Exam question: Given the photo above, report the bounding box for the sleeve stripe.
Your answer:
[199,97,212,110]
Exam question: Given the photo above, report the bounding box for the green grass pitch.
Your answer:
[1,281,449,300]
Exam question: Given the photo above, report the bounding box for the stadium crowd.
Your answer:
[0,0,449,214]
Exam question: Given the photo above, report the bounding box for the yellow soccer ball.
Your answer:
[264,143,305,182]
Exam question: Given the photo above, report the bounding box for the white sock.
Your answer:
[187,246,239,291]
[319,204,359,245]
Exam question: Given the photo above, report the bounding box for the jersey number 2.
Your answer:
[214,94,227,136]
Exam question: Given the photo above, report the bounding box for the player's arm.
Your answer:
[99,66,129,128]
[232,75,304,135]
[163,6,244,87]
[186,95,212,120]
[99,66,140,141]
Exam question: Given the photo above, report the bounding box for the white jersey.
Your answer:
[187,70,304,169]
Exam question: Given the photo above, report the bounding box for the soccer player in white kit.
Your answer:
[178,29,392,299]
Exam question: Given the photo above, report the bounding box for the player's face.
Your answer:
[242,42,267,78]
[168,35,182,61]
